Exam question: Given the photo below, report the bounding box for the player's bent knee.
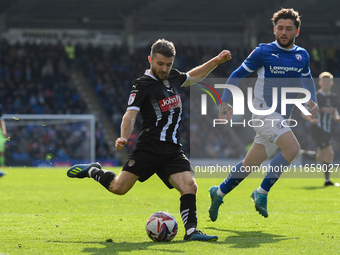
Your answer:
[185,179,198,194]
[243,160,262,168]
[328,150,334,158]
[283,145,300,162]
[109,183,130,195]
[176,179,197,195]
[110,187,128,195]
[291,146,300,158]
[192,181,198,193]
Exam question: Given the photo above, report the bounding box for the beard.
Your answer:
[277,36,295,48]
[151,67,168,81]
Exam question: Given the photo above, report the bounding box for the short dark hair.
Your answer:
[150,39,176,58]
[271,8,301,29]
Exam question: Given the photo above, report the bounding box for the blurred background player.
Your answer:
[67,39,231,241]
[300,71,340,187]
[208,8,318,221]
[0,105,7,177]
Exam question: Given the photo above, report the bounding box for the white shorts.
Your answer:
[251,111,291,158]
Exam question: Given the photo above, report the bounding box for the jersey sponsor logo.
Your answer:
[159,94,182,112]
[269,65,303,74]
[295,54,302,61]
[128,93,136,105]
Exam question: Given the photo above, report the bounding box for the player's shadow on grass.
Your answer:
[50,240,186,255]
[82,241,186,255]
[295,185,327,190]
[206,227,296,248]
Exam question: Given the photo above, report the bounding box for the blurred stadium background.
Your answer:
[0,0,339,166]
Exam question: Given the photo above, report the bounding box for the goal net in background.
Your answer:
[3,114,95,167]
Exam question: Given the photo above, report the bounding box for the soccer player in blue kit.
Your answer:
[209,8,319,220]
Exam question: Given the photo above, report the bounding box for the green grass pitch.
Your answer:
[0,167,339,254]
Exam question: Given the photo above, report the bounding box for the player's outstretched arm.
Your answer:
[115,110,138,150]
[182,50,232,87]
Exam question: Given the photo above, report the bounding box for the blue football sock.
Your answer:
[219,162,250,195]
[261,153,290,192]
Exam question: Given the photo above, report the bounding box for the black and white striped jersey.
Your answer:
[316,90,338,134]
[126,68,188,153]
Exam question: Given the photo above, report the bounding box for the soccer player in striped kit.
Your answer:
[301,71,340,187]
[67,39,231,241]
[208,8,319,220]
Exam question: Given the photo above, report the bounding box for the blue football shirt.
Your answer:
[222,41,316,118]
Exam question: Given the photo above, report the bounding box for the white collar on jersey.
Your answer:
[274,40,297,51]
[144,69,158,80]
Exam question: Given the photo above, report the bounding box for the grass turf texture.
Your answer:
[0,167,339,255]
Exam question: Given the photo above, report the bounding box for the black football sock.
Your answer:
[180,194,197,234]
[89,167,116,190]
[323,163,330,181]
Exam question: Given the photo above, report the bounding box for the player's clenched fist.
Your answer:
[115,137,127,150]
[217,50,232,64]
[308,100,319,120]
